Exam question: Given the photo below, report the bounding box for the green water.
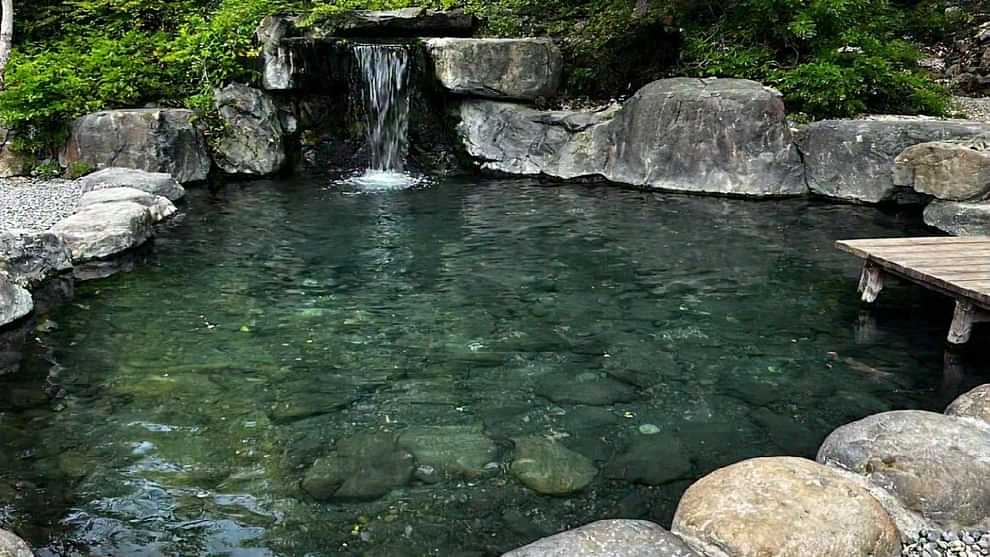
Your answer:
[1,178,986,556]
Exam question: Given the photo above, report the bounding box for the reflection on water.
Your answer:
[0,178,987,556]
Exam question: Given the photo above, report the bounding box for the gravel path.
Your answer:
[0,177,83,234]
[954,96,990,122]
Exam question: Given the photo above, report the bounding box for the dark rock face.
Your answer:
[458,78,805,197]
[79,168,185,202]
[213,84,287,176]
[818,410,990,528]
[799,118,990,204]
[301,433,415,502]
[0,232,73,289]
[503,520,702,557]
[924,200,990,235]
[61,109,211,184]
[0,274,32,329]
[426,38,563,100]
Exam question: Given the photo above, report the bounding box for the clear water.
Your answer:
[1,178,987,557]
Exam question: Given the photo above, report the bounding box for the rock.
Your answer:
[61,109,211,183]
[672,457,900,557]
[426,38,562,100]
[0,231,73,288]
[0,529,33,557]
[924,200,990,235]
[503,520,702,557]
[946,385,990,424]
[893,138,990,201]
[818,410,990,528]
[0,128,31,178]
[605,435,693,486]
[256,16,295,91]
[78,167,185,202]
[301,433,415,502]
[213,84,287,176]
[535,371,638,406]
[50,202,155,262]
[458,78,805,196]
[510,437,597,495]
[0,273,33,329]
[333,8,475,37]
[397,425,499,480]
[799,118,990,203]
[78,187,177,223]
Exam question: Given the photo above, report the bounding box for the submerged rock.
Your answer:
[398,425,499,480]
[426,38,562,100]
[672,457,900,557]
[78,167,186,202]
[213,84,287,176]
[946,384,990,424]
[799,118,990,203]
[61,109,211,184]
[0,529,33,557]
[0,231,73,289]
[605,435,692,486]
[50,202,155,262]
[894,138,990,201]
[503,520,702,557]
[510,436,597,495]
[79,187,177,223]
[818,410,990,528]
[923,200,990,235]
[301,433,415,502]
[458,78,805,197]
[535,371,638,406]
[0,274,33,329]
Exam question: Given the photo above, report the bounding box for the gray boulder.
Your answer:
[946,384,990,425]
[458,78,806,197]
[0,529,33,557]
[0,273,32,329]
[427,38,562,100]
[213,84,287,176]
[503,520,702,557]
[799,118,990,203]
[51,202,155,262]
[79,187,177,223]
[923,200,990,235]
[818,410,990,528]
[510,437,597,495]
[0,231,73,288]
[893,138,990,201]
[672,457,900,557]
[78,167,185,202]
[61,109,211,183]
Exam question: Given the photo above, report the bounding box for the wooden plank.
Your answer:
[860,258,990,307]
[840,236,990,247]
[863,246,990,257]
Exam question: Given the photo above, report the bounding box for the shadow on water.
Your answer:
[1,177,988,556]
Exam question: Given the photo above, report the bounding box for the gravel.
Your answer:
[903,529,990,557]
[955,96,990,122]
[0,177,83,234]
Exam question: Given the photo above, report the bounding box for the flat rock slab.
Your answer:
[79,187,177,223]
[427,38,562,100]
[79,167,185,202]
[924,200,990,235]
[0,274,32,329]
[51,201,154,262]
[62,110,210,184]
[0,529,33,557]
[0,231,72,288]
[818,410,990,528]
[894,139,990,201]
[946,384,990,425]
[510,436,597,495]
[672,457,900,557]
[799,118,990,204]
[398,425,498,480]
[334,8,474,37]
[503,520,702,557]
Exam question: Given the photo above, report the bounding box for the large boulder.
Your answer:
[923,200,990,235]
[672,457,900,557]
[50,202,155,262]
[0,231,73,288]
[818,410,990,528]
[946,384,990,425]
[0,529,33,557]
[458,78,806,196]
[426,38,562,100]
[799,118,990,203]
[213,84,287,176]
[78,187,177,223]
[78,167,185,202]
[893,138,990,201]
[503,520,702,557]
[61,109,211,183]
[0,273,33,329]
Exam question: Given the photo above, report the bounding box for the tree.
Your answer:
[0,0,12,88]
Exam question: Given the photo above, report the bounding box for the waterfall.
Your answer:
[346,44,419,189]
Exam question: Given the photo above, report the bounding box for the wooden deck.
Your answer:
[836,236,990,345]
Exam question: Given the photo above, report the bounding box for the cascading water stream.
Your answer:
[345,44,421,190]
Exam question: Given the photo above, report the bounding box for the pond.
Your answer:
[1,177,987,556]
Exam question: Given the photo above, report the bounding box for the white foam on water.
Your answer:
[338,170,428,192]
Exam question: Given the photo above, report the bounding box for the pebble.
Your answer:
[638,424,661,435]
[0,177,83,233]
[902,529,990,557]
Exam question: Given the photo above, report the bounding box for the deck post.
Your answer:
[858,262,884,304]
[948,301,990,345]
